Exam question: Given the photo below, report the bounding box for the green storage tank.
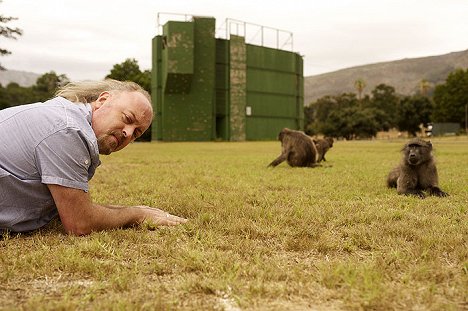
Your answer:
[152,16,303,141]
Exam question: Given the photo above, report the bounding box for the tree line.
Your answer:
[304,68,468,139]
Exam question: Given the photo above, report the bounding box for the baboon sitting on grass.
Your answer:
[268,128,318,168]
[387,138,448,198]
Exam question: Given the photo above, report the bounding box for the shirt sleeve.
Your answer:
[35,128,92,192]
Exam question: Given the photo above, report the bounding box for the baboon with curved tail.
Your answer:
[268,128,318,168]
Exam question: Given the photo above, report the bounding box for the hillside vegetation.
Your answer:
[305,49,468,105]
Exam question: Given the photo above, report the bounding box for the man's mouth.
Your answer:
[112,134,121,148]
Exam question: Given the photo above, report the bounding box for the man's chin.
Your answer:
[97,139,115,155]
[98,149,112,155]
[98,144,113,155]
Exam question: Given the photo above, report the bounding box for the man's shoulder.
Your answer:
[25,97,92,132]
[42,97,91,118]
[1,97,88,120]
[1,97,96,148]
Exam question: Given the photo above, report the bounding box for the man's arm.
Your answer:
[47,184,187,236]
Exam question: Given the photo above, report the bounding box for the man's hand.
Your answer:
[132,205,188,226]
[47,184,188,235]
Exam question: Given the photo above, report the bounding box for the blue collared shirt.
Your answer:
[0,97,100,232]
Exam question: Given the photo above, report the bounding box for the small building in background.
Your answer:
[151,14,304,141]
[431,123,460,136]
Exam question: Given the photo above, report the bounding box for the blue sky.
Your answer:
[2,0,467,80]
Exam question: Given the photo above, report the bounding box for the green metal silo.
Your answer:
[152,15,303,141]
[244,44,304,140]
[152,17,216,141]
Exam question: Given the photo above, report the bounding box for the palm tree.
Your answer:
[354,78,366,102]
[419,79,431,96]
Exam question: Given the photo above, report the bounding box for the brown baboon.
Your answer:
[313,137,334,162]
[268,128,318,168]
[387,138,448,198]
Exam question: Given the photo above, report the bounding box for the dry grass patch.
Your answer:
[1,138,467,310]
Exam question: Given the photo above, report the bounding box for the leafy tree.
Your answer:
[305,93,381,139]
[304,96,337,135]
[0,82,39,108]
[366,83,399,130]
[138,69,151,93]
[34,71,69,96]
[367,106,392,132]
[106,58,151,93]
[0,71,68,109]
[433,68,468,128]
[0,83,12,109]
[305,93,357,135]
[0,1,23,70]
[323,106,379,139]
[396,95,433,136]
[303,104,316,135]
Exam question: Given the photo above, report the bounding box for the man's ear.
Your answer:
[94,91,110,109]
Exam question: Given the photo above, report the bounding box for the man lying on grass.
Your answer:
[0,79,187,235]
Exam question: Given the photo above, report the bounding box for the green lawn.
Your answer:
[1,138,467,310]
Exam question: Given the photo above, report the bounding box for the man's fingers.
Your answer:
[153,217,186,226]
[143,211,188,227]
[135,206,188,223]
[166,213,188,222]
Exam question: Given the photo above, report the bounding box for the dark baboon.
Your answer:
[387,138,448,198]
[268,128,318,168]
[313,137,334,162]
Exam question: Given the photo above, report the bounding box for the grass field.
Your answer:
[1,137,467,310]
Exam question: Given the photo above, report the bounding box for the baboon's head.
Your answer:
[403,138,432,166]
[278,128,292,142]
[325,137,334,147]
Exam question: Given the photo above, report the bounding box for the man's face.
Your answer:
[91,91,153,155]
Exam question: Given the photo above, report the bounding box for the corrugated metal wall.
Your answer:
[245,45,304,140]
[152,17,216,141]
[152,17,303,141]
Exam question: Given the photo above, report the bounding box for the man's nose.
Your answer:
[122,126,134,139]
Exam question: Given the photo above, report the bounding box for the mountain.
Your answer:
[0,69,40,87]
[304,49,468,105]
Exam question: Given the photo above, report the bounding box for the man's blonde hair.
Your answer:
[55,79,151,104]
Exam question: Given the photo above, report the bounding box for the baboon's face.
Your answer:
[405,143,430,166]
